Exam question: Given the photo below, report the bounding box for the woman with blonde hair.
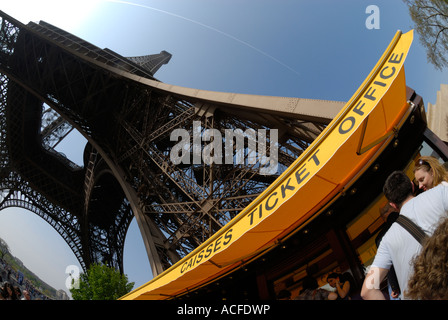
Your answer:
[406,217,448,300]
[413,156,448,192]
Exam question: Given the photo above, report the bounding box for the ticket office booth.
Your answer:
[171,88,448,301]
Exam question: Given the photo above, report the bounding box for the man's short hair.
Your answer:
[383,171,413,207]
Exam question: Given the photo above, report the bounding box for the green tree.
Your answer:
[0,237,10,259]
[403,0,448,70]
[70,263,134,300]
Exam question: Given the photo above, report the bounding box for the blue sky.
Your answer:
[0,0,446,297]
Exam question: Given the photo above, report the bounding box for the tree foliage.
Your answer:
[0,237,10,259]
[70,263,134,300]
[403,0,448,70]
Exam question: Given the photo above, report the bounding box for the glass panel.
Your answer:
[414,140,447,166]
[272,249,336,299]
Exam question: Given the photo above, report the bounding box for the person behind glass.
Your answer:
[295,275,338,300]
[326,273,351,300]
[413,156,448,192]
[406,216,448,299]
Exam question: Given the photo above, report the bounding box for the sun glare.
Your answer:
[1,0,103,31]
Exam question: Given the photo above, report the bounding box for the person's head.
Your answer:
[22,289,30,300]
[326,273,340,288]
[383,171,413,210]
[3,282,16,299]
[406,217,448,299]
[413,156,448,191]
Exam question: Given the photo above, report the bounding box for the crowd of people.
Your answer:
[0,281,30,300]
[0,258,51,300]
[277,271,357,300]
[278,156,448,300]
[362,155,448,300]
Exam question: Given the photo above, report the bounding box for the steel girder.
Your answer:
[0,11,342,276]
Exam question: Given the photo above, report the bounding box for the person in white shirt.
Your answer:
[361,170,448,300]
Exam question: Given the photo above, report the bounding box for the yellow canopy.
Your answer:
[120,30,414,300]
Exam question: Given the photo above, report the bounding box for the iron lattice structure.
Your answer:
[0,11,345,275]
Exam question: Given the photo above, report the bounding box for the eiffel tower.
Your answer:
[0,11,345,276]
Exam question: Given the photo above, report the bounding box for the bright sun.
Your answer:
[1,0,103,31]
